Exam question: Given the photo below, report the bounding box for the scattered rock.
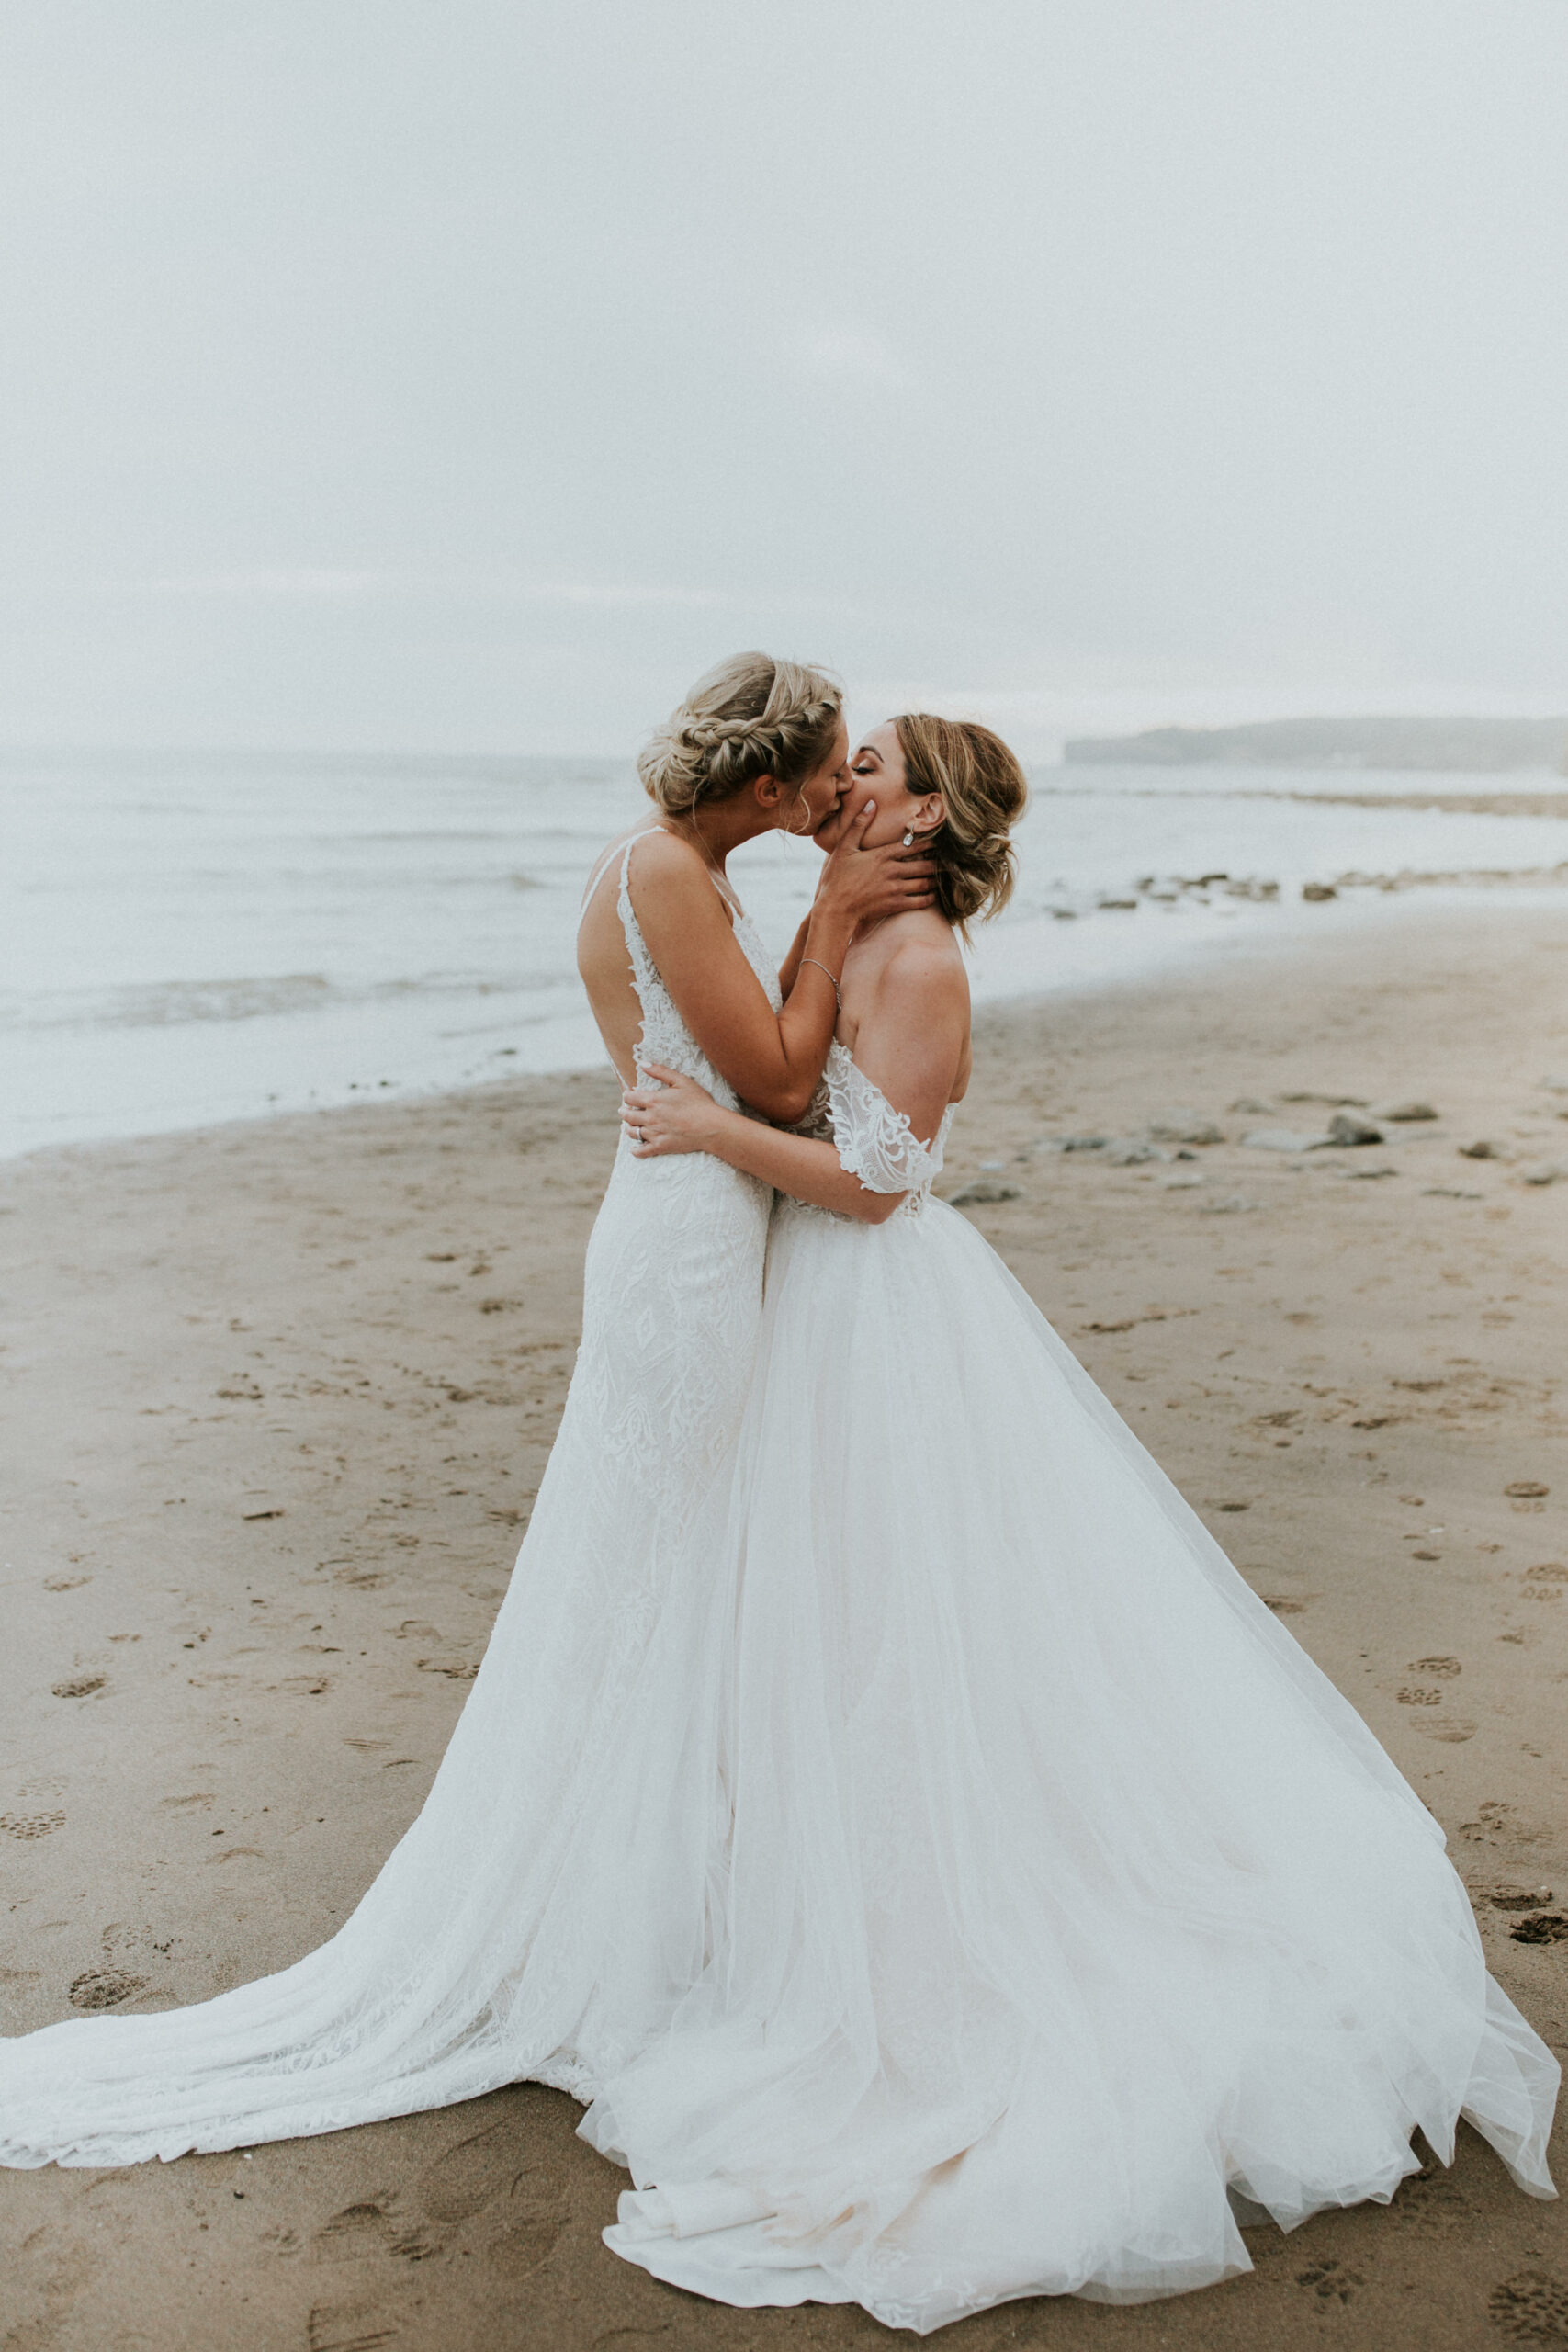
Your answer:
[1097,898,1138,911]
[1301,882,1337,901]
[1505,1481,1550,1499]
[242,1507,284,1521]
[1162,1172,1205,1190]
[1519,1161,1568,1186]
[216,1377,263,1401]
[1422,1186,1482,1199]
[947,1180,1022,1205]
[1459,1139,1502,1159]
[1540,1074,1568,1094]
[1199,1194,1259,1214]
[1279,1091,1369,1106]
[1144,1113,1224,1146]
[1325,1112,1384,1147]
[1343,1165,1398,1180]
[1229,1097,1274,1115]
[1102,1141,1169,1166]
[1375,1101,1439,1122]
[1242,1128,1329,1152]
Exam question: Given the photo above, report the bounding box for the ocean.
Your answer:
[4,749,1566,1160]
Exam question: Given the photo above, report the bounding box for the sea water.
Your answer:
[3,749,1565,1159]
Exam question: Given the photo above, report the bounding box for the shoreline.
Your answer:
[8,878,1568,1172]
[2,900,1566,2349]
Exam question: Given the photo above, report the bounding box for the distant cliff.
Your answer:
[1062,717,1568,773]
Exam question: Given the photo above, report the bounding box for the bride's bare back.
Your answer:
[576,811,938,1123]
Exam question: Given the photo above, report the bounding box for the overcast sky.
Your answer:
[2,1,1564,755]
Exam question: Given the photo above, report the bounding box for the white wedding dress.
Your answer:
[0,832,781,2159]
[1,855,1557,2336]
[591,1042,1558,2328]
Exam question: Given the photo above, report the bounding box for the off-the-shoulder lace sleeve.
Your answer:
[825,1044,945,1196]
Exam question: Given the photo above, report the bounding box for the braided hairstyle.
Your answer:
[638,652,843,818]
[893,715,1028,938]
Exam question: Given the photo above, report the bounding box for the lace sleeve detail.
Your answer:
[824,1045,943,1195]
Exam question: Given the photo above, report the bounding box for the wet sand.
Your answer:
[2,900,1566,2350]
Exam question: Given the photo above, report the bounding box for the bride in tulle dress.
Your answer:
[0,653,933,2165]
[608,713,1559,2331]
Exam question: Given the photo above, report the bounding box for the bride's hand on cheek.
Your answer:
[620,1066,726,1158]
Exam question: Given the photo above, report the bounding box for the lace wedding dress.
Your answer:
[590,1043,1559,2330]
[0,831,780,2163]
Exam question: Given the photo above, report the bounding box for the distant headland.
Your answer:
[1062,716,1568,773]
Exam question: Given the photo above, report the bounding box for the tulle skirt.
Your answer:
[590,1193,1558,2331]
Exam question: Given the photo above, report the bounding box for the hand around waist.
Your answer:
[622,1064,728,1159]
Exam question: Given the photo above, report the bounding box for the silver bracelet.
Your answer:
[799,956,842,1012]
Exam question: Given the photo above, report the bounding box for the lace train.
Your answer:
[0,835,780,2167]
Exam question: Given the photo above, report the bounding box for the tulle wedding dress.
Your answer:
[1,850,1557,2336]
[590,1040,1558,2328]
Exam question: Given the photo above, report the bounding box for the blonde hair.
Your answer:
[637,652,842,818]
[893,714,1028,936]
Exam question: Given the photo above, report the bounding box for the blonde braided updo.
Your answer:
[638,652,843,817]
[893,714,1029,936]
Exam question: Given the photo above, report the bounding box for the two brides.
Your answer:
[0,652,1556,2334]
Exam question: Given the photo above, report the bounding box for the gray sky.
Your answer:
[3,0,1565,755]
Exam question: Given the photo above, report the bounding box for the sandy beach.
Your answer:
[3,900,1566,2352]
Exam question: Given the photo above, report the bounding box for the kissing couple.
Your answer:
[1,651,1555,2333]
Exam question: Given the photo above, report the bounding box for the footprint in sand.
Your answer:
[68,1967,145,2010]
[312,2199,437,2266]
[1489,2270,1568,2341]
[1,1810,66,1839]
[415,2120,568,2277]
[1294,2256,1363,2305]
[50,1674,105,1700]
[305,2298,401,2352]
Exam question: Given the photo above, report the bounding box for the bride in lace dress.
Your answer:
[0,652,932,2168]
[609,714,1559,2331]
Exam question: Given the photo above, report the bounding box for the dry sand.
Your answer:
[3,900,1566,2351]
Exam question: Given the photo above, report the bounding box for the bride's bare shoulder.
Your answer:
[877,916,969,1001]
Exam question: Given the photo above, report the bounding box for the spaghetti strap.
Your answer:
[578,827,744,934]
[578,827,669,931]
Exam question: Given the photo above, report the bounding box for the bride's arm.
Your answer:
[627,819,932,1125]
[624,944,967,1226]
[778,917,810,1000]
[626,1073,903,1224]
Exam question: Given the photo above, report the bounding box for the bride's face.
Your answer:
[814,723,935,851]
[779,717,851,837]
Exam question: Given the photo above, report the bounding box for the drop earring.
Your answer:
[901,829,915,847]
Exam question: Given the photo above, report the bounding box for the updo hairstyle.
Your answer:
[638,652,843,819]
[893,714,1029,935]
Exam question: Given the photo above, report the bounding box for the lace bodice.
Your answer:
[614,831,782,1104]
[793,1039,955,1216]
